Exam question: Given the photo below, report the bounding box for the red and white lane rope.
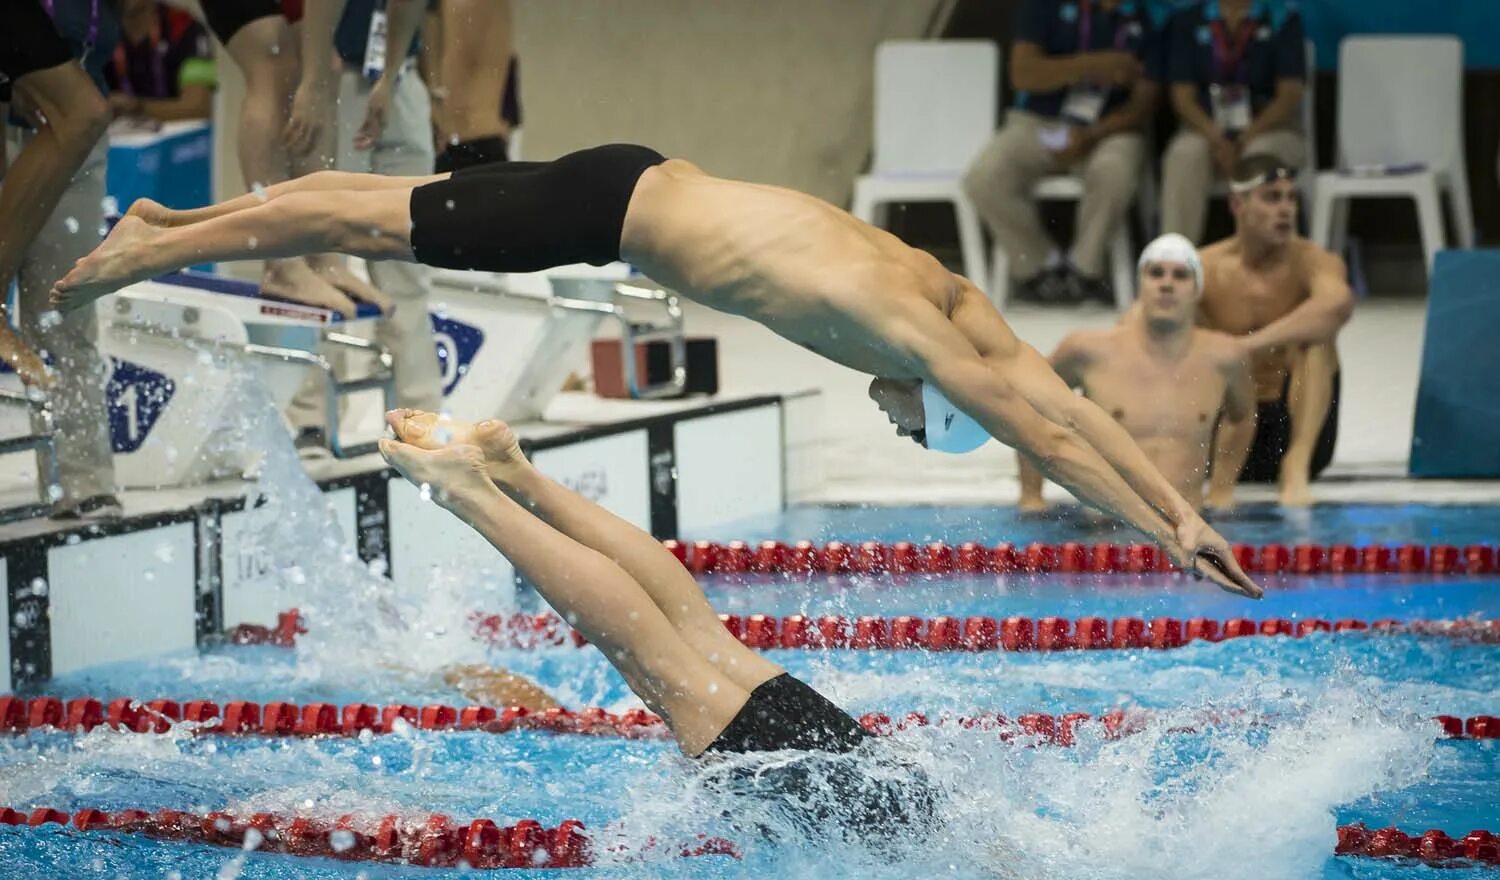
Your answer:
[3,695,1494,746]
[665,539,1500,577]
[1,807,1495,869]
[0,805,736,868]
[229,609,1500,654]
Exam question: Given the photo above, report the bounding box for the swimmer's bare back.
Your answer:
[621,160,999,380]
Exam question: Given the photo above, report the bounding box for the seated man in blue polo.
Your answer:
[1160,0,1307,244]
[963,0,1162,304]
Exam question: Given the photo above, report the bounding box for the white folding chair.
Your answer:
[1311,36,1474,272]
[990,173,1142,311]
[851,40,999,294]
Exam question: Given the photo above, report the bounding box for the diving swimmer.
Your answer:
[51,143,1263,597]
[380,410,933,837]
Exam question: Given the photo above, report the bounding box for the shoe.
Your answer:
[1068,272,1115,305]
[50,493,123,521]
[1016,266,1074,303]
[294,427,332,460]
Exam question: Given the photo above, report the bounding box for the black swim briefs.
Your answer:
[0,0,75,91]
[198,0,282,45]
[1240,370,1341,483]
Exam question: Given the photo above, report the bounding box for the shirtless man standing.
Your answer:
[1019,234,1254,513]
[1200,155,1354,507]
[51,143,1262,597]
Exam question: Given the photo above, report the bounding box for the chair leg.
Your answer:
[851,184,879,226]
[953,194,990,295]
[1310,186,1338,253]
[990,243,1010,309]
[1413,184,1446,274]
[1447,176,1477,250]
[1109,222,1134,311]
[1330,197,1351,256]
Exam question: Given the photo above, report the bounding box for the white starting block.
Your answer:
[415,262,686,422]
[93,272,393,487]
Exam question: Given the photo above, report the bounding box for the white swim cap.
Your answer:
[1137,233,1203,291]
[920,382,990,454]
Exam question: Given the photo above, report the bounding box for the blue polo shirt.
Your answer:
[1167,0,1305,117]
[42,0,123,94]
[1012,0,1164,120]
[334,0,423,67]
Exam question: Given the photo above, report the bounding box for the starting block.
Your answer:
[336,263,686,443]
[94,272,392,487]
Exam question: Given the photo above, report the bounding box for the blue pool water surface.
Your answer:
[0,503,1496,880]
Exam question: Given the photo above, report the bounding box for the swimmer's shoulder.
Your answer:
[1051,327,1110,369]
[1290,236,1347,280]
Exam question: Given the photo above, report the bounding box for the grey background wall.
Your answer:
[210,0,951,215]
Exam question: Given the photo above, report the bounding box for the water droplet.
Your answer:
[37,310,62,330]
[13,612,26,627]
[419,483,432,502]
[302,798,315,810]
[371,754,384,766]
[64,533,80,545]
[29,578,47,597]
[707,681,718,694]
[63,217,79,234]
[242,828,263,851]
[213,817,232,833]
[331,829,356,852]
[358,727,374,744]
[46,484,64,502]
[100,195,119,215]
[444,199,455,210]
[167,872,183,880]
[251,182,269,202]
[247,236,258,250]
[154,543,175,563]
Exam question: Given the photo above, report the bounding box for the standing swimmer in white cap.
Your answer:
[1017,234,1256,513]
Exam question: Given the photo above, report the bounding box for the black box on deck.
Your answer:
[591,337,719,399]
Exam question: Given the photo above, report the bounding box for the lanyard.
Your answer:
[41,0,102,50]
[1209,15,1257,83]
[112,10,166,97]
[1077,1,1132,54]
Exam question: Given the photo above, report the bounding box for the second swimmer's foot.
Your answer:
[385,409,529,483]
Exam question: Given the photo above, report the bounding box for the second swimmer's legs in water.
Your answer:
[388,410,784,695]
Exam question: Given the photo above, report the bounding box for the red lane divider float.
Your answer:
[467,611,1498,652]
[0,806,1492,870]
[1337,824,1500,866]
[231,610,1498,655]
[662,540,1498,577]
[2,695,1493,746]
[0,805,741,868]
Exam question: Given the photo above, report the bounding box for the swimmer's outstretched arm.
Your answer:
[895,298,1261,597]
[376,438,751,756]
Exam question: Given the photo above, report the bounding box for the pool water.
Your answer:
[1,500,1497,880]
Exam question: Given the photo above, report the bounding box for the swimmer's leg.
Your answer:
[52,187,416,308]
[387,411,785,694]
[128,170,448,228]
[382,441,749,756]
[1279,342,1336,507]
[1208,410,1257,509]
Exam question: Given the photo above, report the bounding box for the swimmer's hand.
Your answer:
[1175,519,1264,599]
[377,437,494,511]
[354,77,394,152]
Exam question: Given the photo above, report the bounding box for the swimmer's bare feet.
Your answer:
[1278,475,1314,508]
[385,409,529,484]
[261,258,358,318]
[125,197,180,227]
[1017,496,1048,515]
[307,255,395,314]
[0,324,52,388]
[49,215,163,310]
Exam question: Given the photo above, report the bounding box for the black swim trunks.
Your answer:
[198,0,282,45]
[702,674,937,842]
[408,143,666,273]
[0,0,74,93]
[1240,370,1341,483]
